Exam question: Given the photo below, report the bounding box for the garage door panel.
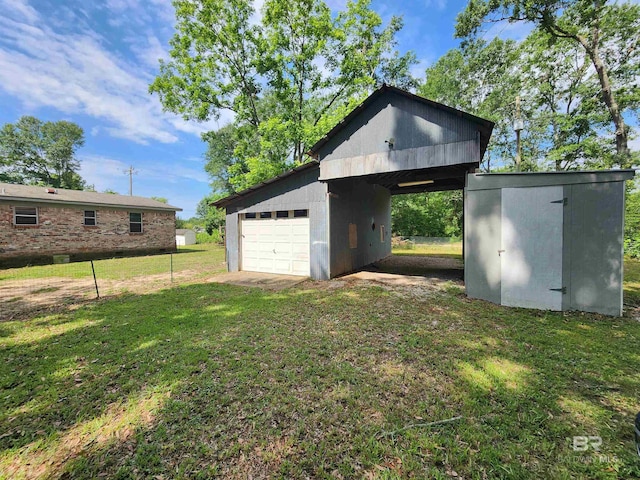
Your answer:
[241,216,310,276]
[292,243,308,254]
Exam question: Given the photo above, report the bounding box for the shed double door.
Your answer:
[240,216,310,276]
[500,186,565,310]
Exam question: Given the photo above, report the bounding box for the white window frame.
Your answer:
[84,210,97,226]
[14,206,38,226]
[129,212,143,233]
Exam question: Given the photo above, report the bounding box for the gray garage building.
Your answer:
[214,85,634,316]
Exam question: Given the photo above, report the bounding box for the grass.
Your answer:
[1,257,640,478]
[393,241,463,259]
[0,243,226,282]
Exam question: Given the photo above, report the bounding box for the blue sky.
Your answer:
[0,0,531,217]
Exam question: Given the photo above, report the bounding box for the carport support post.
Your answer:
[170,253,173,283]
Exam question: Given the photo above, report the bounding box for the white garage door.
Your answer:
[240,211,310,276]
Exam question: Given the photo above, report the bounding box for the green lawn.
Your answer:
[1,255,639,478]
[393,241,463,259]
[0,244,226,282]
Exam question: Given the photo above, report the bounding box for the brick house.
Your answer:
[0,183,181,267]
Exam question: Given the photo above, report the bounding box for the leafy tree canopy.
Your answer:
[455,0,640,166]
[151,0,416,194]
[0,116,86,189]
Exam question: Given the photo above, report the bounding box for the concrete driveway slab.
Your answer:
[208,271,307,291]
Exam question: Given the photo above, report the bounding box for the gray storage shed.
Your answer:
[214,84,635,316]
[465,170,635,316]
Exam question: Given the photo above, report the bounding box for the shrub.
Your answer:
[196,231,223,244]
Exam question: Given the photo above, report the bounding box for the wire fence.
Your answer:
[0,244,226,320]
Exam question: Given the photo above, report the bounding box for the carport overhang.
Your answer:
[361,162,478,195]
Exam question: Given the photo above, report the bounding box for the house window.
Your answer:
[260,212,272,219]
[293,209,308,218]
[276,210,289,218]
[245,212,256,219]
[14,206,38,225]
[84,210,96,226]
[129,212,142,233]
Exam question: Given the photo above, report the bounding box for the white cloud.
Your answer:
[1,0,38,22]
[483,19,534,42]
[250,0,266,25]
[423,0,447,11]
[0,1,219,145]
[80,154,209,192]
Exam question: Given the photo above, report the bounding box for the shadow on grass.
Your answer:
[1,281,639,478]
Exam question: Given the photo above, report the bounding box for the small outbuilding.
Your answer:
[176,229,196,246]
[214,84,634,316]
[465,170,634,316]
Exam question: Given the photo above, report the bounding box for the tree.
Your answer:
[391,191,463,238]
[419,38,525,171]
[519,29,611,170]
[0,116,86,188]
[151,196,169,204]
[196,194,226,234]
[151,0,416,192]
[455,0,640,166]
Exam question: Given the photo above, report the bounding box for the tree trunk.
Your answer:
[574,33,629,162]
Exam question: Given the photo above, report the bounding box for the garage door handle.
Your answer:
[498,249,505,256]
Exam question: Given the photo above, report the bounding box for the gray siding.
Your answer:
[225,211,239,272]
[564,181,625,316]
[464,188,502,304]
[318,91,481,180]
[224,166,329,280]
[328,179,391,277]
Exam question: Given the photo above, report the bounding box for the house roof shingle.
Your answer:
[0,183,182,211]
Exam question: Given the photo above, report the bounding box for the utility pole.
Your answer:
[123,165,138,196]
[513,96,524,172]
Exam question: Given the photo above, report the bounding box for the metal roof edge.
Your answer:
[466,169,636,191]
[211,161,320,208]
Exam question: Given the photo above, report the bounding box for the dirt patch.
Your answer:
[207,271,307,291]
[0,270,211,321]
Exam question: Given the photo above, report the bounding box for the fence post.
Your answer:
[170,253,173,283]
[90,260,100,299]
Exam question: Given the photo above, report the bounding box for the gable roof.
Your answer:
[0,183,182,211]
[308,84,494,158]
[176,229,194,235]
[211,161,319,208]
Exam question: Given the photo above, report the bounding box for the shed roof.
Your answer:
[211,161,319,208]
[466,169,636,191]
[176,229,194,235]
[0,183,182,211]
[308,84,495,158]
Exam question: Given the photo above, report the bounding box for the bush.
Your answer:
[391,235,415,249]
[625,238,640,259]
[196,231,223,244]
